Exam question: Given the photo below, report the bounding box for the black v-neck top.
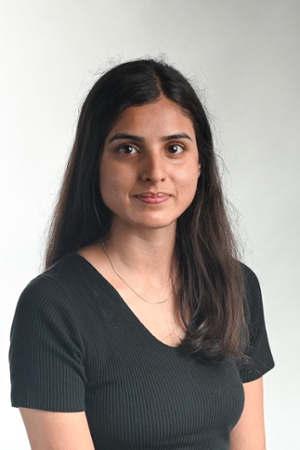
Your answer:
[9,255,274,449]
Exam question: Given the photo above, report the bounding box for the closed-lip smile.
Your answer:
[135,192,170,204]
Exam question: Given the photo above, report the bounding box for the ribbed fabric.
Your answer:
[9,255,274,450]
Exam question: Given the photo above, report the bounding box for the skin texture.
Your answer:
[20,409,95,450]
[100,96,201,234]
[19,97,267,449]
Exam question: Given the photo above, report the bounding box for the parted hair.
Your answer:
[45,58,248,362]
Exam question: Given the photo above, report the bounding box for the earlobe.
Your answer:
[198,165,201,177]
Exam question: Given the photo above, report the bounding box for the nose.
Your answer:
[140,151,166,183]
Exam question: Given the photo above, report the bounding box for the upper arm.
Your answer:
[230,377,266,450]
[20,408,95,450]
[231,266,274,450]
[10,276,86,412]
[11,277,91,448]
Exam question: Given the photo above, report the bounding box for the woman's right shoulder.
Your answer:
[11,252,111,344]
[19,255,77,299]
[14,253,89,318]
[10,255,89,412]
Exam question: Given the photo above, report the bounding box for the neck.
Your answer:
[102,222,177,282]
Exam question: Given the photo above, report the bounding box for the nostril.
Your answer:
[141,168,166,183]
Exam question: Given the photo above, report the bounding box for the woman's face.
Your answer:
[100,96,200,234]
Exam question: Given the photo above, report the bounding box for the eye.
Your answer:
[167,143,185,154]
[117,144,138,154]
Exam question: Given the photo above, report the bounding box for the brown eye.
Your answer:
[118,145,138,154]
[167,144,184,154]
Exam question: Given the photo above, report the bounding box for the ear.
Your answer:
[198,164,201,178]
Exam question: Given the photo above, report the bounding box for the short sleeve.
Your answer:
[9,275,86,412]
[238,265,275,383]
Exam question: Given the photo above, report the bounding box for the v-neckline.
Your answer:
[72,253,180,350]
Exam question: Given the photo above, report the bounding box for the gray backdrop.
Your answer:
[1,1,299,448]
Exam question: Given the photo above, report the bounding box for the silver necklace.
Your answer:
[102,240,171,305]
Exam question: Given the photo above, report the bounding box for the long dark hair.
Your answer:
[45,58,248,362]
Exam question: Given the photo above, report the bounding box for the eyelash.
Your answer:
[117,144,138,154]
[167,143,185,154]
[116,143,186,155]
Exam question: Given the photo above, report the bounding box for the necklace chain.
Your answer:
[102,241,171,305]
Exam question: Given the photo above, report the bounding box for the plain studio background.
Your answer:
[1,1,299,448]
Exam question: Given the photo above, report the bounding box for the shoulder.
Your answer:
[15,255,80,311]
[238,263,275,382]
[10,256,91,377]
[18,253,98,305]
[10,255,89,411]
[11,253,114,341]
[241,263,261,296]
[11,254,95,338]
[240,263,265,329]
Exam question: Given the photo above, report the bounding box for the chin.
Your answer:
[138,217,178,230]
[110,210,181,232]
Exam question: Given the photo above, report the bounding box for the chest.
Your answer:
[80,292,245,450]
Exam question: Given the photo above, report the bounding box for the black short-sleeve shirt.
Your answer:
[10,255,274,450]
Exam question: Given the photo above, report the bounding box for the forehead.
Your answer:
[105,97,196,142]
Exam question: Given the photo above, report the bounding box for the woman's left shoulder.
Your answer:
[238,262,275,382]
[241,263,260,290]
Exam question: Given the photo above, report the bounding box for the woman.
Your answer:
[10,58,274,449]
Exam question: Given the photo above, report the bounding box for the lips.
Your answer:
[135,192,170,204]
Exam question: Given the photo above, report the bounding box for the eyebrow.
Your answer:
[108,132,193,144]
[162,133,192,142]
[108,133,144,144]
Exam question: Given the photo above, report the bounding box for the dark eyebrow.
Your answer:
[161,133,192,142]
[108,133,144,144]
[108,132,193,144]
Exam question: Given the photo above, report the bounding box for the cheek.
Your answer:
[100,168,133,201]
[177,173,199,208]
[176,165,199,190]
[100,176,118,201]
[99,167,116,205]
